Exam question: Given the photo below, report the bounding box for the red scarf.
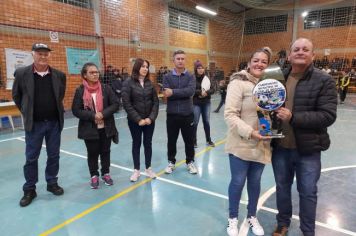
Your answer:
[82,79,103,112]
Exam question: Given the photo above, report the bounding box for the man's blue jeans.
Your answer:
[228,154,265,218]
[23,120,61,191]
[272,145,321,236]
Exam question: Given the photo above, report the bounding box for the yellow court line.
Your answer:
[39,138,226,236]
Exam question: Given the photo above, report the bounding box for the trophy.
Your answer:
[252,63,286,138]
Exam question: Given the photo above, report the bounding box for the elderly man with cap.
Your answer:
[12,43,66,207]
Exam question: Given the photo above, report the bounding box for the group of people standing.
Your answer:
[12,37,337,236]
[12,45,215,206]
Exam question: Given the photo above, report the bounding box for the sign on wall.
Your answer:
[49,31,59,43]
[5,48,34,90]
[65,48,100,75]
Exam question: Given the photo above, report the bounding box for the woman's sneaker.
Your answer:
[227,218,238,236]
[247,216,264,235]
[90,175,99,189]
[102,174,114,186]
[207,140,215,147]
[145,167,157,179]
[130,169,141,182]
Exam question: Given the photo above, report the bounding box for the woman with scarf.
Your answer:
[225,47,272,236]
[72,62,119,189]
[193,61,215,148]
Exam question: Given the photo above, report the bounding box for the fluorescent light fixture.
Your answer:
[302,11,308,17]
[196,5,217,16]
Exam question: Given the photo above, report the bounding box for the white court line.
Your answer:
[0,108,167,143]
[336,120,356,123]
[337,108,356,112]
[0,136,25,143]
[321,165,356,172]
[14,138,356,236]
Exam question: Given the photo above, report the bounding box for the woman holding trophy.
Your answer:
[225,47,273,236]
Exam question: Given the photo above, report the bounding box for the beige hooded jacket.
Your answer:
[224,70,271,164]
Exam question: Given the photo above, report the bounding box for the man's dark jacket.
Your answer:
[163,70,195,116]
[280,64,337,154]
[12,64,66,132]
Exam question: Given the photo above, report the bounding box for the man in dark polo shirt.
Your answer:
[12,43,66,207]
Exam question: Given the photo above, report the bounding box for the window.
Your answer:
[244,14,288,35]
[320,9,334,28]
[53,0,92,9]
[334,7,351,26]
[169,7,206,35]
[304,11,320,29]
[304,6,356,29]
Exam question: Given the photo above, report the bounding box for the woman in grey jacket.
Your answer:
[72,63,119,189]
[122,58,159,182]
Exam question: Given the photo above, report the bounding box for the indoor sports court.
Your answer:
[0,0,356,236]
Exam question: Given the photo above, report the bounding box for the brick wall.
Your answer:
[0,0,94,35]
[169,28,207,50]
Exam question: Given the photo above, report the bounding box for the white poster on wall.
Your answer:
[49,31,59,43]
[5,48,33,90]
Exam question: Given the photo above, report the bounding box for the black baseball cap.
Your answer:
[32,43,52,51]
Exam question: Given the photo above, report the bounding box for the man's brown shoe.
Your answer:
[273,225,288,236]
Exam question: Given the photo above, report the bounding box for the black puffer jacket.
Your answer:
[72,84,119,141]
[282,64,337,154]
[122,78,159,123]
[193,75,215,105]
